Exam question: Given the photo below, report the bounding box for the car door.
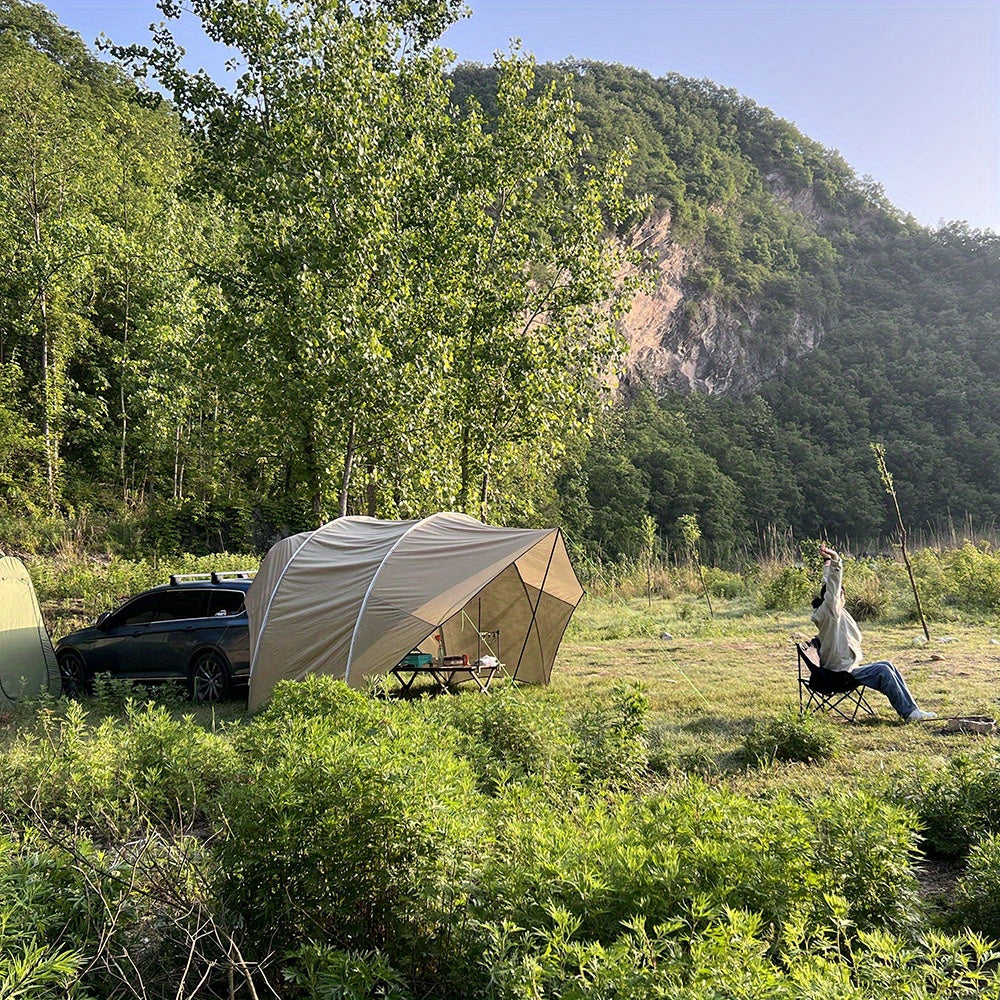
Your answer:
[139,588,211,678]
[85,592,162,674]
[205,588,250,674]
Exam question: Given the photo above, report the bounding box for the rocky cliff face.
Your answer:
[620,211,824,396]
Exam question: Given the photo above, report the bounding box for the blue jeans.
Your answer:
[851,660,918,718]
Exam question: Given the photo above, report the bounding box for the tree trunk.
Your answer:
[303,420,323,526]
[366,460,378,518]
[339,419,357,519]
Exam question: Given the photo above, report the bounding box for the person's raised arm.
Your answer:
[818,543,843,610]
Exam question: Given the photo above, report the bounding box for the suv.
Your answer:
[55,571,255,704]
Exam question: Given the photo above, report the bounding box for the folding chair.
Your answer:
[797,639,875,722]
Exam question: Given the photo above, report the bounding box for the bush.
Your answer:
[844,564,889,620]
[0,831,87,998]
[572,681,650,788]
[744,710,841,766]
[215,682,482,972]
[0,701,237,831]
[757,563,813,611]
[948,541,1000,613]
[423,686,580,795]
[702,566,745,599]
[475,779,921,955]
[952,833,1000,938]
[902,749,1000,857]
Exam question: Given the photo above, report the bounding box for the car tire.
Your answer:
[189,651,231,704]
[57,649,91,698]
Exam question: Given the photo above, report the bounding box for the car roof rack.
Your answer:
[168,570,257,586]
[169,573,213,586]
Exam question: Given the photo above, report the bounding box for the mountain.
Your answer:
[453,62,1000,558]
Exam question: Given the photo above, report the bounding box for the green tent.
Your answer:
[0,555,60,705]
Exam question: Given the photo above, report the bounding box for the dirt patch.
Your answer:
[916,854,963,902]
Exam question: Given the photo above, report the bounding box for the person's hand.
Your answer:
[819,543,837,561]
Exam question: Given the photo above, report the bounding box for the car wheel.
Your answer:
[57,649,90,698]
[189,652,231,704]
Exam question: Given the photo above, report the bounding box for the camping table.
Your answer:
[390,659,502,695]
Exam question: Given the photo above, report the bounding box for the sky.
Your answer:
[45,0,1000,232]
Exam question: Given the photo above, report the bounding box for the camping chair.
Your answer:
[797,639,875,722]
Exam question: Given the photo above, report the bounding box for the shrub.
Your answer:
[215,686,482,972]
[284,944,414,1000]
[743,710,841,765]
[702,566,745,599]
[474,779,920,955]
[423,686,579,795]
[948,541,1000,613]
[902,750,1000,857]
[952,833,1000,938]
[757,563,813,611]
[0,831,87,998]
[0,701,237,830]
[844,566,889,621]
[572,681,650,788]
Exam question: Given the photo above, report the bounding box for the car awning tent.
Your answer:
[0,555,60,706]
[246,513,583,710]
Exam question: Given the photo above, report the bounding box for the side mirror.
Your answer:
[96,612,111,629]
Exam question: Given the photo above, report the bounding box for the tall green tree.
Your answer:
[0,30,110,511]
[113,0,645,526]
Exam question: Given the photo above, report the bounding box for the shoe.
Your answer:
[906,708,938,723]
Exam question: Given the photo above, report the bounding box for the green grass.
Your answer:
[556,593,1000,790]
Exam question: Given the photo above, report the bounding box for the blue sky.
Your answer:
[47,0,999,231]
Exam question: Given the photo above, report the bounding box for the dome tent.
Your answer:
[0,555,61,705]
[246,513,583,710]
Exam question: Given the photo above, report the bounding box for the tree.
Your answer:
[114,1,644,525]
[0,30,110,511]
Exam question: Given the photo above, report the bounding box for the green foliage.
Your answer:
[844,561,889,621]
[0,700,237,830]
[216,680,481,963]
[284,944,414,1000]
[949,542,1000,613]
[572,681,650,789]
[703,566,745,598]
[758,563,814,611]
[953,834,1000,939]
[0,831,86,999]
[902,750,1000,858]
[744,710,841,765]
[475,779,921,963]
[423,685,580,795]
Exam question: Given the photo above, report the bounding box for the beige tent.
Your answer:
[246,513,583,710]
[0,555,60,706]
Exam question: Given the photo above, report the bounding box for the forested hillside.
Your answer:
[482,63,1000,561]
[2,2,998,560]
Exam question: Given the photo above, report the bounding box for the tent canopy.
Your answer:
[246,513,583,710]
[0,556,60,706]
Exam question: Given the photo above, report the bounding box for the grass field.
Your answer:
[558,594,1000,797]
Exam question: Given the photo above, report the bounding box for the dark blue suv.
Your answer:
[55,571,255,703]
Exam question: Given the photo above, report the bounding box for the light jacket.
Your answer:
[810,553,862,672]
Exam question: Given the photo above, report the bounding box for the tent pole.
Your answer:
[512,531,559,680]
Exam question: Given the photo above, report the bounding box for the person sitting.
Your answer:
[812,542,936,723]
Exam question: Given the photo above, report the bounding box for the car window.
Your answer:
[113,593,163,627]
[150,589,210,622]
[207,590,246,617]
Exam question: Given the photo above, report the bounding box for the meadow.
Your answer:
[6,543,1000,998]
